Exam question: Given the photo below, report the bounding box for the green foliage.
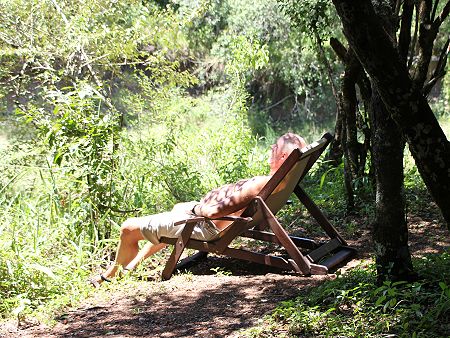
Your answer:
[0,0,448,327]
[0,0,191,119]
[121,86,263,208]
[279,0,342,121]
[302,160,374,222]
[175,0,340,128]
[430,61,450,121]
[246,252,450,337]
[282,0,335,38]
[0,0,261,320]
[0,82,262,320]
[0,155,96,318]
[177,0,231,53]
[19,85,122,240]
[222,35,270,85]
[210,266,233,276]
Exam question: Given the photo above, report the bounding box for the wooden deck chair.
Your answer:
[159,132,356,280]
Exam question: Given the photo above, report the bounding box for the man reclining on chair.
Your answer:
[90,133,307,286]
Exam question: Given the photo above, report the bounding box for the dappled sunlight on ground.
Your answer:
[408,216,450,256]
[2,270,331,338]
[1,203,448,338]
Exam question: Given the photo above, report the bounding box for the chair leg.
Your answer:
[256,197,311,274]
[161,220,196,280]
[294,185,347,245]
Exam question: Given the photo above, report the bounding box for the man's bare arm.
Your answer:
[194,175,270,218]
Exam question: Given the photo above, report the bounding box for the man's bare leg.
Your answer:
[91,218,165,285]
[124,241,167,271]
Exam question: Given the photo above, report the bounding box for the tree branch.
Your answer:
[332,0,450,225]
[418,0,433,22]
[413,0,440,89]
[0,32,20,48]
[408,5,419,69]
[435,0,450,25]
[330,37,348,63]
[431,0,440,21]
[261,95,294,112]
[395,0,402,17]
[399,0,414,63]
[49,0,69,26]
[314,31,339,101]
[423,36,449,95]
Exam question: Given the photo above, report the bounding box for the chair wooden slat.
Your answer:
[306,238,341,263]
[321,248,356,270]
[241,229,319,250]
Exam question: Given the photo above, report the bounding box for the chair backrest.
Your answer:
[212,132,333,242]
[243,132,332,226]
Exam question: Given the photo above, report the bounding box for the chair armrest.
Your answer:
[173,216,207,226]
[173,215,252,226]
[209,216,253,223]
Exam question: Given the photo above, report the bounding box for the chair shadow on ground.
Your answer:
[55,183,450,337]
[53,221,449,338]
[55,253,345,338]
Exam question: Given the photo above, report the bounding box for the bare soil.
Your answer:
[1,209,449,338]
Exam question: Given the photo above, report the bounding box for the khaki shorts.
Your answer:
[138,211,220,245]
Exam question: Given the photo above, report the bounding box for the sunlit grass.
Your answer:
[1,90,448,324]
[240,252,450,338]
[0,86,266,321]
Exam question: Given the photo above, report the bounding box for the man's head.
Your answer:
[268,133,307,173]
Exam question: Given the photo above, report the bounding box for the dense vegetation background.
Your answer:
[0,0,449,336]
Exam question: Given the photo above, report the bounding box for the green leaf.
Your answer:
[12,298,31,316]
[30,263,57,279]
[375,295,386,306]
[389,298,397,307]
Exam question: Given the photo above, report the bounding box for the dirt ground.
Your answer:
[1,209,449,338]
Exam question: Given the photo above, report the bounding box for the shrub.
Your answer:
[248,251,450,337]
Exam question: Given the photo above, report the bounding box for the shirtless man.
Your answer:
[90,133,306,286]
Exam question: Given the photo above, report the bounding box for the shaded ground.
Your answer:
[1,208,449,338]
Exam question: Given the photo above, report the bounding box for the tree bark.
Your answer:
[341,51,360,210]
[316,33,344,168]
[342,51,364,179]
[330,37,373,179]
[328,103,344,167]
[332,0,450,226]
[398,0,413,63]
[371,89,414,281]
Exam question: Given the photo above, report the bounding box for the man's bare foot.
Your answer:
[88,274,111,288]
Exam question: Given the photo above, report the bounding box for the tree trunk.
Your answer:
[341,53,360,211]
[332,0,450,226]
[371,89,414,281]
[342,51,363,179]
[330,38,373,180]
[327,107,344,167]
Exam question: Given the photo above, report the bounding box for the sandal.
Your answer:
[88,274,111,288]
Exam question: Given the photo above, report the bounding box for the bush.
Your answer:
[0,81,263,319]
[245,251,450,337]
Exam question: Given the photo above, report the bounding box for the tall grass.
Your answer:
[0,162,93,317]
[2,86,319,320]
[2,84,444,322]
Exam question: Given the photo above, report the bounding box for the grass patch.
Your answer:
[241,252,450,337]
[0,83,330,323]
